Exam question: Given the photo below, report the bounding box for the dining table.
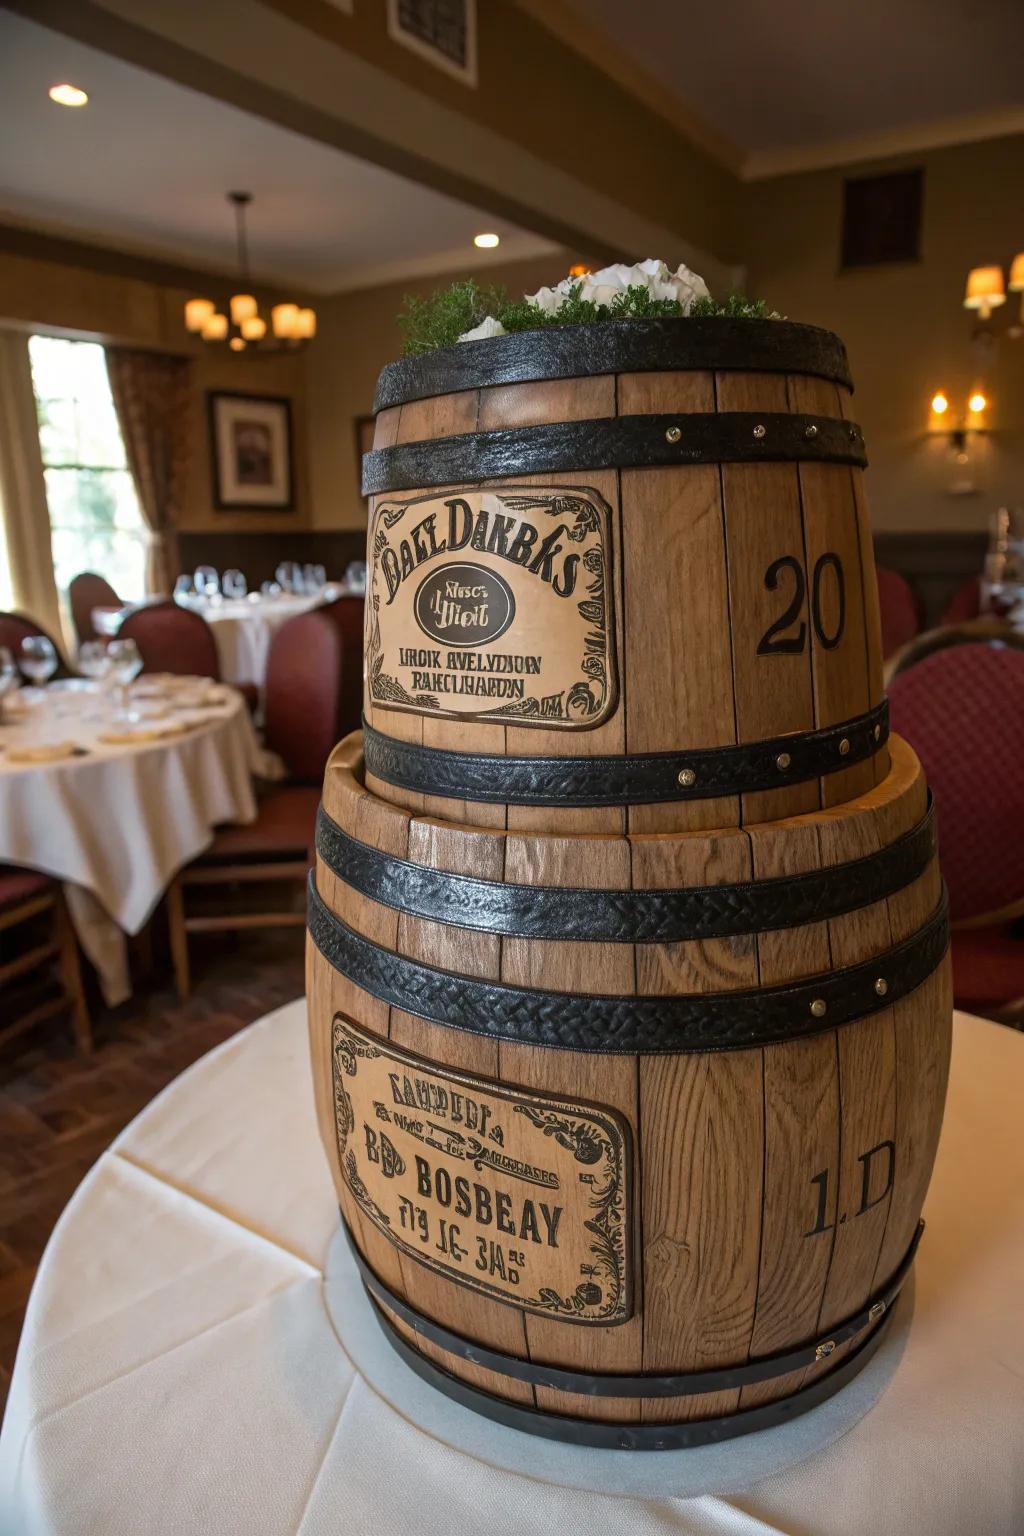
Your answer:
[0,677,272,1006]
[0,1000,1020,1534]
[93,591,345,694]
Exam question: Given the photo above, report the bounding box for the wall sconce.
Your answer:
[963,254,1024,338]
[928,390,989,496]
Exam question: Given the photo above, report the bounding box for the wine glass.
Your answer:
[78,640,113,689]
[275,561,299,594]
[222,568,247,600]
[344,561,368,593]
[0,647,19,723]
[194,565,220,601]
[173,574,195,606]
[107,638,144,724]
[19,635,58,688]
[261,580,282,598]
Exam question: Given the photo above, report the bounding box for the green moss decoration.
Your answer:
[398,279,779,356]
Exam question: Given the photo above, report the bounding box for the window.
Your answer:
[29,336,147,602]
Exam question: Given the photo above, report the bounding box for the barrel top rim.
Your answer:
[373,317,853,413]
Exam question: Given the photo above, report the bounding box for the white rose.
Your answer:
[525,285,561,316]
[672,262,711,311]
[457,315,506,343]
[636,258,670,284]
[580,279,623,308]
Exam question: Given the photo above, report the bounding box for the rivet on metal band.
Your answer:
[314,798,937,946]
[307,875,950,1055]
[362,411,868,496]
[361,699,889,808]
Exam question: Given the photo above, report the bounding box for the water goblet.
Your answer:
[19,635,58,689]
[222,568,247,600]
[107,638,144,724]
[194,565,220,601]
[0,646,19,724]
[173,574,195,606]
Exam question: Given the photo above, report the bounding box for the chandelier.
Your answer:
[183,191,316,351]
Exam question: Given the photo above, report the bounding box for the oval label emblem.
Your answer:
[413,561,515,648]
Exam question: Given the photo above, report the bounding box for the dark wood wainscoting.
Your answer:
[177,530,366,590]
[874,531,986,629]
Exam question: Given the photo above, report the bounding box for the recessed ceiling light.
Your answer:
[49,83,88,107]
[473,232,500,249]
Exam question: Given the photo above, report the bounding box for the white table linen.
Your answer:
[0,1003,1020,1535]
[0,682,263,1004]
[197,594,322,690]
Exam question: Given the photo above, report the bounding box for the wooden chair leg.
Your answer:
[166,877,191,1001]
[54,891,92,1055]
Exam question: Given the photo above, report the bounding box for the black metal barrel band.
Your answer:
[347,1214,921,1399]
[362,412,866,495]
[369,1293,896,1451]
[315,798,936,945]
[361,700,889,808]
[307,874,950,1054]
[373,319,853,412]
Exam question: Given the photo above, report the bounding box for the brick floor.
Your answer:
[0,929,305,1417]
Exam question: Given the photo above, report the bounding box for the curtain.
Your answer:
[0,329,64,641]
[105,348,191,595]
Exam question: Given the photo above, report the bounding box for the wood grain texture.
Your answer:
[308,736,948,1428]
[619,371,738,834]
[717,372,818,825]
[499,831,641,1422]
[788,376,878,808]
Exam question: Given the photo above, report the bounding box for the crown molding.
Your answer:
[742,106,1024,180]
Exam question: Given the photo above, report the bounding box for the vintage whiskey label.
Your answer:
[366,486,616,730]
[332,1014,632,1323]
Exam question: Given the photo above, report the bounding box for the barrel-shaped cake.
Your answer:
[307,314,951,1449]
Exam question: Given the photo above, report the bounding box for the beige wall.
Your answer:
[0,243,313,533]
[304,249,590,529]
[745,133,1024,532]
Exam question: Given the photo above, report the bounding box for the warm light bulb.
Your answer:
[473,232,500,249]
[294,307,317,339]
[569,263,590,277]
[969,392,987,413]
[184,298,215,333]
[49,83,88,107]
[931,392,949,415]
[271,303,299,338]
[241,315,266,341]
[229,337,246,351]
[230,293,257,325]
[201,312,228,341]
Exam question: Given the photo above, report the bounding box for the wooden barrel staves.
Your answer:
[360,318,887,835]
[307,724,952,1448]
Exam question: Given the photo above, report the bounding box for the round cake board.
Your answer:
[323,1225,914,1499]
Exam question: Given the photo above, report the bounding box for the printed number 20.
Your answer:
[757,553,846,655]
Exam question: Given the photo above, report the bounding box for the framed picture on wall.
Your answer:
[208,391,294,511]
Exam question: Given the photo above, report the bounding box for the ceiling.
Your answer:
[0,11,557,294]
[554,0,1024,175]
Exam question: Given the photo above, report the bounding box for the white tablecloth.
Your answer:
[197,595,322,690]
[0,680,262,1004]
[1,1003,1021,1535]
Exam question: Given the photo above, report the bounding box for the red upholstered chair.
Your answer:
[0,611,70,677]
[317,594,365,740]
[888,642,1024,1017]
[0,868,91,1053]
[68,572,120,645]
[166,607,346,998]
[118,600,219,679]
[875,567,920,659]
[942,575,981,625]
